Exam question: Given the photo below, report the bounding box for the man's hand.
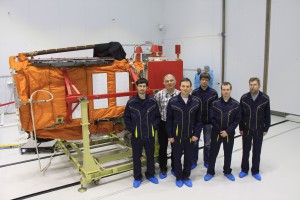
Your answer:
[192,136,198,142]
[220,130,228,137]
[263,132,267,136]
[240,130,244,136]
[168,138,175,143]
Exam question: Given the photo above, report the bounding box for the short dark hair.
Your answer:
[200,73,211,81]
[180,78,192,87]
[136,78,148,86]
[249,77,260,86]
[221,82,232,90]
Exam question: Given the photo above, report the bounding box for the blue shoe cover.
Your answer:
[183,179,193,187]
[204,174,214,181]
[147,176,159,184]
[252,173,262,181]
[191,163,197,170]
[159,172,167,179]
[239,171,248,178]
[133,179,142,188]
[176,179,183,188]
[224,173,235,181]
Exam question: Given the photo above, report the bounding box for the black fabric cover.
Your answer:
[93,42,126,60]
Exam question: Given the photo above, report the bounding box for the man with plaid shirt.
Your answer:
[154,74,180,179]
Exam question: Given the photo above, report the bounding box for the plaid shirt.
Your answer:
[154,88,180,121]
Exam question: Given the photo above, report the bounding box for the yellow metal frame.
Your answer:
[0,143,20,148]
[56,97,153,192]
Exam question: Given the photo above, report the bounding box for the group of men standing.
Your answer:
[124,73,270,188]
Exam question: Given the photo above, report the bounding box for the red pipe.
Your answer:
[0,101,14,107]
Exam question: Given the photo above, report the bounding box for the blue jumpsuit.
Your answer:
[207,97,241,175]
[166,94,202,180]
[239,91,270,174]
[124,94,161,180]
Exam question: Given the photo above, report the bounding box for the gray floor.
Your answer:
[1,114,300,200]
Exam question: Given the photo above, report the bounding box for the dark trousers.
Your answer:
[241,130,263,174]
[207,133,234,175]
[172,138,193,180]
[158,120,174,172]
[192,124,212,165]
[131,138,155,180]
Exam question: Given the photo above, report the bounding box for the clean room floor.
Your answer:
[1,114,300,200]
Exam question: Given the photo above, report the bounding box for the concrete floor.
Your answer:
[1,114,300,200]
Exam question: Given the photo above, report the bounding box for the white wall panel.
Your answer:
[267,0,300,115]
[0,0,164,74]
[161,0,222,94]
[225,0,266,100]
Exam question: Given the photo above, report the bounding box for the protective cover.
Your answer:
[9,54,143,139]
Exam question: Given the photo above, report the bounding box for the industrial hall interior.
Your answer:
[1,0,300,200]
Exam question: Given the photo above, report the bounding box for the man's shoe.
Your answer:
[191,163,197,170]
[147,176,159,184]
[171,169,176,177]
[204,174,214,181]
[159,172,167,179]
[183,179,193,187]
[204,163,209,169]
[224,173,235,181]
[239,171,248,178]
[176,180,183,188]
[252,173,262,181]
[133,179,142,188]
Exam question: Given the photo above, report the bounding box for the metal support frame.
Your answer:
[56,93,159,192]
[55,94,161,192]
[56,133,145,192]
[80,98,99,176]
[55,97,139,192]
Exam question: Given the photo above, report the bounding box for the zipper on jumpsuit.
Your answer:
[189,105,199,143]
[147,105,156,138]
[171,105,183,144]
[242,101,251,133]
[206,95,217,122]
[130,106,142,138]
[226,107,239,143]
[213,106,222,142]
[255,101,268,134]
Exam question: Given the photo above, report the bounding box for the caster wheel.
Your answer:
[94,179,101,185]
[78,186,87,193]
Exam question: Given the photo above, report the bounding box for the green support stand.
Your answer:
[56,97,158,192]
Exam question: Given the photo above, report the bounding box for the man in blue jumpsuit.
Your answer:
[194,68,201,89]
[166,78,202,188]
[239,77,270,181]
[124,78,161,188]
[204,65,214,89]
[204,82,241,181]
[191,73,218,169]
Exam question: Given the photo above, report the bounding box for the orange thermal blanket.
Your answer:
[9,54,143,139]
